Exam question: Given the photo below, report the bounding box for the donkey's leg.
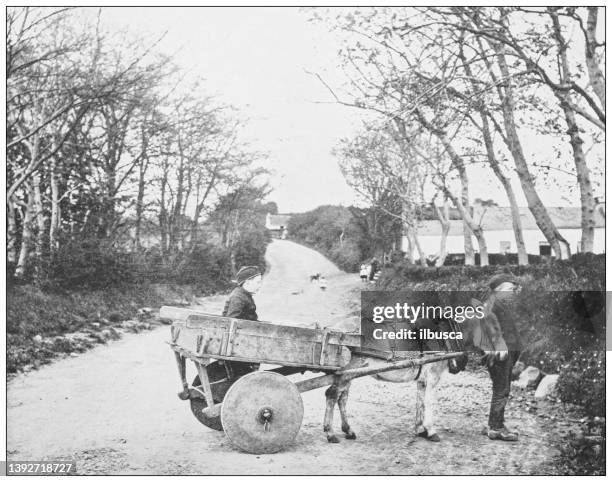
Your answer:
[422,363,444,438]
[415,362,444,441]
[337,383,356,439]
[324,382,341,443]
[415,371,427,436]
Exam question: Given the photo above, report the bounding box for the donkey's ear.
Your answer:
[471,297,492,316]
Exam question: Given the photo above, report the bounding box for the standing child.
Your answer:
[484,274,523,442]
[359,264,368,282]
[319,276,327,291]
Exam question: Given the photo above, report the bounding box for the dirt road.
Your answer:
[7,240,564,474]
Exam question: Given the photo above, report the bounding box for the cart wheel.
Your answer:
[190,361,256,431]
[190,362,231,431]
[190,384,223,430]
[221,371,304,454]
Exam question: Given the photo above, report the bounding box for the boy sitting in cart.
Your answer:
[223,266,262,321]
[220,266,264,377]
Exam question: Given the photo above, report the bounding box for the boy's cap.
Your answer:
[235,266,262,285]
[489,273,520,290]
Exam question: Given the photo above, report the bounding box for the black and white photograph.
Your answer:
[4,5,607,476]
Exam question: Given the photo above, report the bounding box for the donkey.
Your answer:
[322,297,509,443]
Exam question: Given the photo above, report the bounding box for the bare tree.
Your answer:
[433,6,602,254]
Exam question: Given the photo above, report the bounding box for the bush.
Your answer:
[288,205,377,272]
[329,240,363,272]
[170,245,233,290]
[232,228,269,273]
[557,351,605,417]
[379,253,605,291]
[26,233,270,293]
[42,239,134,289]
[443,252,545,265]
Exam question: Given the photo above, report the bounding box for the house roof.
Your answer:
[417,206,605,236]
[266,214,291,230]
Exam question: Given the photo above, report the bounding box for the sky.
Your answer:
[99,7,603,214]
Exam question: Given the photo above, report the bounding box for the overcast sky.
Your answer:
[100,7,603,213]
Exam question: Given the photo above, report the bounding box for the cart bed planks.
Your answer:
[161,306,361,370]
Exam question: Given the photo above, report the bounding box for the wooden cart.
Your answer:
[161,306,462,454]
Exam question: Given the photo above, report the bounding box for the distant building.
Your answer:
[402,206,605,257]
[265,213,291,239]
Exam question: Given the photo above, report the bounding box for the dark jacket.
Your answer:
[492,297,522,351]
[222,286,258,321]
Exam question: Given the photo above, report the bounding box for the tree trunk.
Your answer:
[230,250,237,275]
[134,121,151,250]
[401,199,415,263]
[412,230,427,267]
[159,157,169,258]
[458,44,528,265]
[404,229,415,264]
[15,183,35,279]
[101,163,117,240]
[550,11,596,253]
[585,8,605,109]
[433,199,451,267]
[7,199,18,264]
[480,114,529,264]
[493,44,570,259]
[32,171,45,257]
[474,229,489,266]
[49,157,61,253]
[507,186,529,264]
[134,157,148,250]
[170,133,186,253]
[445,190,489,266]
[189,169,219,252]
[461,181,475,266]
[415,109,475,265]
[558,97,596,255]
[190,206,202,251]
[31,171,47,283]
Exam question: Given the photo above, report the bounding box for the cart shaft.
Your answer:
[295,352,463,393]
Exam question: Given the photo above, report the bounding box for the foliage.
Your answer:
[288,205,394,272]
[379,252,605,290]
[442,253,546,266]
[14,234,271,293]
[43,239,136,289]
[208,185,272,274]
[232,228,269,273]
[555,416,605,475]
[557,351,605,417]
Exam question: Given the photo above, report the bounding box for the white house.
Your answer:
[402,206,605,257]
[265,213,291,239]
